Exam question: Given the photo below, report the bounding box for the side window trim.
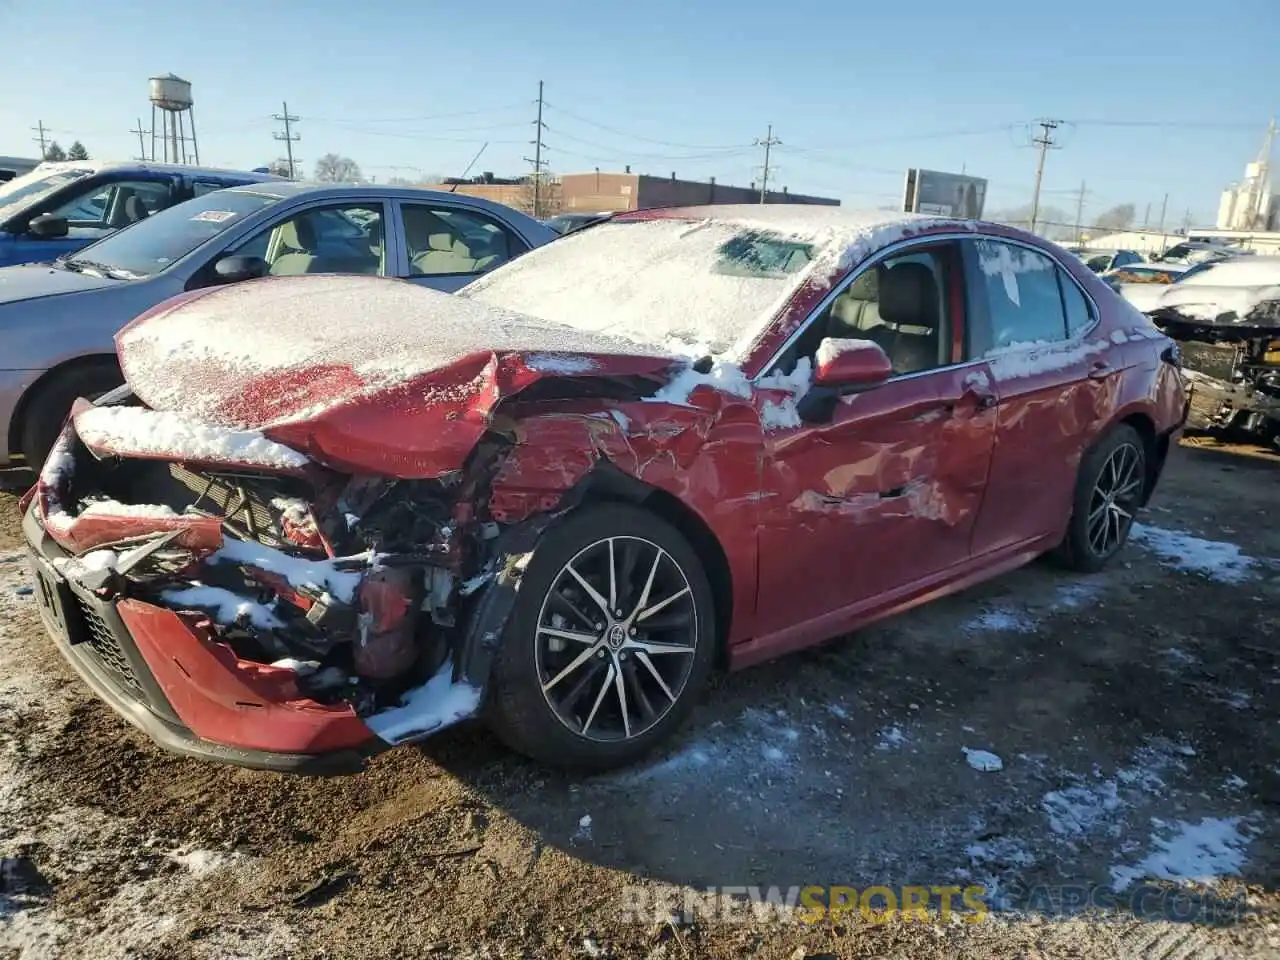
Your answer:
[755,235,971,383]
[965,236,1104,356]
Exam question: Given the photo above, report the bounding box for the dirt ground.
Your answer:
[1,437,1278,959]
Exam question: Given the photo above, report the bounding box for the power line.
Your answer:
[753,124,782,203]
[31,121,48,160]
[1027,118,1062,234]
[541,101,743,151]
[306,103,529,125]
[272,102,301,179]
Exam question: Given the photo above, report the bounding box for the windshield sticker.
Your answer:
[190,210,237,223]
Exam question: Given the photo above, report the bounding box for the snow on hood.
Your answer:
[117,275,679,425]
[1147,256,1280,321]
[113,275,682,478]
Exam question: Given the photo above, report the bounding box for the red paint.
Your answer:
[118,600,374,754]
[814,342,893,387]
[34,211,1188,766]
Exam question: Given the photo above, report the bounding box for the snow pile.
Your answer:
[78,499,179,519]
[210,537,367,603]
[159,585,284,629]
[964,606,1038,634]
[962,748,1004,772]
[74,405,309,470]
[1129,523,1255,584]
[815,337,881,369]
[364,659,482,744]
[1110,817,1255,891]
[50,549,119,579]
[649,360,752,406]
[524,353,599,375]
[756,357,814,430]
[876,726,908,751]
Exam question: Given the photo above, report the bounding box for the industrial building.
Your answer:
[435,167,839,216]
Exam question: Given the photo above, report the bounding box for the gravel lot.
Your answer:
[1,438,1278,959]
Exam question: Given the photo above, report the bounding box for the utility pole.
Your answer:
[1028,119,1061,234]
[524,80,549,218]
[1181,208,1192,235]
[272,102,301,179]
[1142,202,1151,228]
[1158,192,1169,254]
[754,124,782,203]
[1074,180,1087,243]
[130,119,148,161]
[31,121,49,160]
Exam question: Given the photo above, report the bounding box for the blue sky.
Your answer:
[2,0,1276,227]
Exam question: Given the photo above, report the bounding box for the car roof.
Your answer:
[28,159,282,182]
[221,180,550,220]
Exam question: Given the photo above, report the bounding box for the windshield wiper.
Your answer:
[61,258,130,280]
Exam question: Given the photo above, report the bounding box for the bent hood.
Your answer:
[0,261,117,306]
[115,274,682,478]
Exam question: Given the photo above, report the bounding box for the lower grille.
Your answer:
[74,596,146,701]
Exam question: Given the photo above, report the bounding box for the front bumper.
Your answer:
[22,504,383,775]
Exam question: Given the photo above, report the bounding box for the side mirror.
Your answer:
[797,339,893,424]
[213,254,268,283]
[28,214,69,239]
[814,338,893,390]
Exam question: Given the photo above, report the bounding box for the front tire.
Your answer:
[18,360,124,468]
[1054,424,1147,573]
[487,502,717,771]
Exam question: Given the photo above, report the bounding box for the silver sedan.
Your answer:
[0,181,556,467]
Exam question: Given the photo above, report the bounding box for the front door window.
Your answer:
[226,203,386,276]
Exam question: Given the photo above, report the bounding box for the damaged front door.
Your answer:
[752,241,997,639]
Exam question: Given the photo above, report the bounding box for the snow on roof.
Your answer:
[26,159,281,181]
[1155,255,1280,319]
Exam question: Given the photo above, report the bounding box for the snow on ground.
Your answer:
[1110,817,1257,892]
[0,551,293,959]
[1129,523,1256,584]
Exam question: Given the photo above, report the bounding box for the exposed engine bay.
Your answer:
[1151,306,1280,446]
[40,415,527,732]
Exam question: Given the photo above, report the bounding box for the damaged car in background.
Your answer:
[1132,255,1280,445]
[23,205,1187,773]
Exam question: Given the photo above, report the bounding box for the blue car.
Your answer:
[0,160,282,268]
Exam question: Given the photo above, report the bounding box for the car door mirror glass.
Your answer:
[813,337,893,391]
[214,254,268,282]
[28,214,69,239]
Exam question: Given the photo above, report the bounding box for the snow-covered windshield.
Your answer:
[0,165,96,225]
[459,218,820,357]
[62,189,281,280]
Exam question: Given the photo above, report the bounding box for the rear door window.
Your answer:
[967,239,1068,355]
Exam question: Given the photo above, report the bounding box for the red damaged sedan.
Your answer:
[21,206,1188,773]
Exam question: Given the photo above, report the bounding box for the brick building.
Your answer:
[434,168,837,216]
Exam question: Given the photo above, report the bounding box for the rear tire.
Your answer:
[18,360,124,469]
[487,502,717,771]
[1053,423,1147,573]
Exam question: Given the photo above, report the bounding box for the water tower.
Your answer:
[149,74,200,164]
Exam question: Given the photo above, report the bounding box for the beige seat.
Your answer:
[412,231,477,275]
[269,217,319,276]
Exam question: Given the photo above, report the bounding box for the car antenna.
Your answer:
[449,142,488,193]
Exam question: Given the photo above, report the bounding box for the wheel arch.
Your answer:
[1116,409,1163,506]
[573,464,735,663]
[7,353,122,460]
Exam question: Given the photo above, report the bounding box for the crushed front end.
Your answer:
[22,395,506,773]
[1152,302,1280,445]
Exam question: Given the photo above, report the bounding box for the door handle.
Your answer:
[1087,361,1115,380]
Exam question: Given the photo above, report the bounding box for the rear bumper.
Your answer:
[22,505,382,775]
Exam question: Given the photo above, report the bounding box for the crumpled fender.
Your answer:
[263,352,675,479]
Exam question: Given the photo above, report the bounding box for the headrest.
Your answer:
[428,232,468,256]
[878,262,940,329]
